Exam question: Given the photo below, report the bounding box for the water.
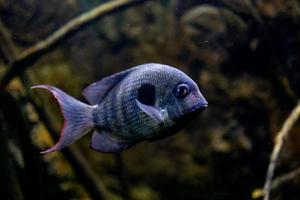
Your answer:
[0,0,299,200]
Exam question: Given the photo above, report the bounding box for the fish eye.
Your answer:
[175,84,190,99]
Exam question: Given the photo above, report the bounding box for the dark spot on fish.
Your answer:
[137,83,156,105]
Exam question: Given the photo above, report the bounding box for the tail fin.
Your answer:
[31,85,94,153]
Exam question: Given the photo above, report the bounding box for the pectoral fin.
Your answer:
[90,130,133,153]
[136,99,166,123]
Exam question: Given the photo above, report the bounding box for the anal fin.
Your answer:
[90,130,133,153]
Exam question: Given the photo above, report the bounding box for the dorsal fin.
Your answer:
[83,67,137,105]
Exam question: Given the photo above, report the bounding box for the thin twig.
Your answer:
[271,166,300,192]
[0,0,148,88]
[0,19,19,64]
[253,166,300,199]
[263,101,300,200]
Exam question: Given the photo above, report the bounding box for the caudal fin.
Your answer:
[31,85,94,153]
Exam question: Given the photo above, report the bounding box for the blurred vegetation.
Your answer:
[1,0,300,200]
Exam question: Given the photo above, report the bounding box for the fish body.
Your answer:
[32,63,208,153]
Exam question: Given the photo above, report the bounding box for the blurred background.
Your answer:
[0,0,300,199]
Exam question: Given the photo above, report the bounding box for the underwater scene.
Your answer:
[1,0,300,200]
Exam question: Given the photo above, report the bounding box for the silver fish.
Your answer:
[32,63,208,153]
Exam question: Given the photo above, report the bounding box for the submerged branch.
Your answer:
[0,1,151,198]
[21,73,108,200]
[0,19,19,64]
[0,0,148,88]
[263,101,300,200]
[27,91,109,200]
[271,167,300,192]
[253,166,300,199]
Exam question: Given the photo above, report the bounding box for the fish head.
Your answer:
[140,64,208,141]
[163,71,208,123]
[135,63,207,126]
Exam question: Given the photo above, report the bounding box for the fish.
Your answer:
[32,63,208,153]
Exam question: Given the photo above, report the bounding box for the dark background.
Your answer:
[1,0,300,199]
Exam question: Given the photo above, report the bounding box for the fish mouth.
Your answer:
[149,100,208,142]
[191,101,208,113]
[173,101,208,124]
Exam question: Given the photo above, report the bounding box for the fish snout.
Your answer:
[191,99,208,113]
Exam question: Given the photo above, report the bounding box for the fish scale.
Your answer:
[32,63,208,153]
[96,65,178,140]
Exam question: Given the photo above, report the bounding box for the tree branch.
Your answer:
[0,19,19,64]
[263,101,300,200]
[27,90,109,200]
[0,0,151,198]
[0,0,149,88]
[21,74,109,200]
[271,166,300,192]
[253,166,300,199]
